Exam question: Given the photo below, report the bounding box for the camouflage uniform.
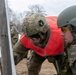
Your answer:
[67,45,76,75]
[57,6,76,75]
[13,41,73,75]
[61,48,73,75]
[26,47,73,75]
[13,13,72,75]
[10,22,18,46]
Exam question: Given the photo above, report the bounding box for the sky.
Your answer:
[8,0,76,16]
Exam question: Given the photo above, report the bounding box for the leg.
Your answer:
[54,54,73,75]
[27,52,45,75]
[47,56,59,74]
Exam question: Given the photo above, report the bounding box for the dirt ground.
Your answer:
[16,59,57,75]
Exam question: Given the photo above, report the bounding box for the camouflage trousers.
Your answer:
[27,52,73,75]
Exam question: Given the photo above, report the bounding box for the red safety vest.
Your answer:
[20,16,64,57]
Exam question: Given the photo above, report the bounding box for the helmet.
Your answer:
[57,5,76,44]
[57,5,76,28]
[22,13,49,37]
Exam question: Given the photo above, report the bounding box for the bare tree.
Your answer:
[8,8,22,33]
[27,4,47,15]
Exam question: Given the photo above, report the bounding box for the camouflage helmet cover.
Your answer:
[22,13,49,36]
[57,5,76,28]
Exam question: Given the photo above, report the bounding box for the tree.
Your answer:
[27,4,47,15]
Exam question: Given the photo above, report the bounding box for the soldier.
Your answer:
[13,13,66,75]
[10,22,19,46]
[57,5,76,75]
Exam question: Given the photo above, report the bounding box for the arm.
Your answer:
[13,40,29,65]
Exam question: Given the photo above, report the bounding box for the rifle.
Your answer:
[0,0,16,75]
